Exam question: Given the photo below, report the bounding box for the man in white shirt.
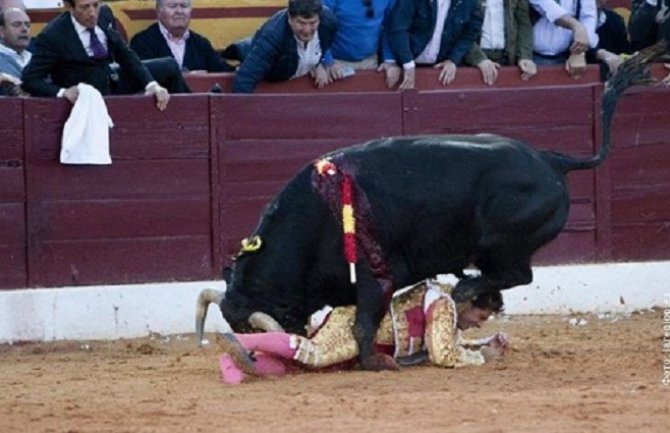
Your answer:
[530,0,599,79]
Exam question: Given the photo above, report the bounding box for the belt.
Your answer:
[482,49,510,65]
[534,51,569,60]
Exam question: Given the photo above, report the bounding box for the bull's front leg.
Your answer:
[352,270,399,371]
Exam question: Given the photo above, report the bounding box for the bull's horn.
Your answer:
[248,312,284,332]
[195,288,225,347]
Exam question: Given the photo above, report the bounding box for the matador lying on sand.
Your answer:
[216,277,509,384]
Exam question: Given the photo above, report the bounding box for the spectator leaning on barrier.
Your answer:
[629,0,670,51]
[21,0,191,111]
[322,0,398,86]
[130,0,233,72]
[629,0,670,84]
[384,0,484,90]
[232,0,339,93]
[585,0,632,79]
[464,0,537,84]
[530,0,599,80]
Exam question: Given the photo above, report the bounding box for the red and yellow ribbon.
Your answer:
[341,173,357,284]
[315,158,357,284]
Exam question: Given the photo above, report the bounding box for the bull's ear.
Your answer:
[222,267,233,283]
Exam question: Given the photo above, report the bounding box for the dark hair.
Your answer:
[287,0,322,18]
[63,0,75,6]
[471,291,504,313]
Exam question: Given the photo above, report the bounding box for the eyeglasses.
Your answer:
[363,0,374,18]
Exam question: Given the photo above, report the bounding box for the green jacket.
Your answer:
[465,0,533,66]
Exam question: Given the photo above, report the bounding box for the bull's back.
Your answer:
[340,135,542,200]
[335,135,569,279]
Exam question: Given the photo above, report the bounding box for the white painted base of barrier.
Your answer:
[1,261,668,344]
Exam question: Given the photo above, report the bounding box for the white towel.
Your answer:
[60,83,114,165]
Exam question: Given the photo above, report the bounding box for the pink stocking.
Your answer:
[253,353,289,376]
[235,332,297,359]
[219,354,245,385]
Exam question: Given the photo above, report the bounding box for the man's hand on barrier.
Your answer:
[378,62,401,89]
[311,64,332,88]
[327,63,346,81]
[63,85,80,104]
[597,49,624,75]
[518,59,537,81]
[145,82,170,111]
[435,60,457,85]
[566,52,587,80]
[477,59,500,85]
[398,66,416,90]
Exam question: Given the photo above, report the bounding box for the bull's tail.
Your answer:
[195,288,225,347]
[548,39,667,172]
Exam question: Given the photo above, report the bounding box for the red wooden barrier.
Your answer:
[22,95,214,287]
[0,99,26,288]
[608,88,670,260]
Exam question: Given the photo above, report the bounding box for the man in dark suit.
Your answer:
[629,0,670,84]
[130,0,232,72]
[585,0,632,80]
[629,0,670,51]
[21,0,189,110]
[232,0,338,93]
[384,0,484,90]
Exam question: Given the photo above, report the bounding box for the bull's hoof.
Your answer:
[396,350,429,366]
[215,333,256,375]
[361,353,400,371]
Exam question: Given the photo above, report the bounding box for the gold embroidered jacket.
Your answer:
[290,279,492,368]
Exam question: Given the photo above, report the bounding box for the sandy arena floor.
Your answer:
[1,310,668,433]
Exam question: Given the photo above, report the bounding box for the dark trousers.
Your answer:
[116,57,191,94]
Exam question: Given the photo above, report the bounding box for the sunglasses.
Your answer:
[363,0,374,18]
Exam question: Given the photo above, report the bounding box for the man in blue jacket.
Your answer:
[384,0,483,89]
[232,0,338,93]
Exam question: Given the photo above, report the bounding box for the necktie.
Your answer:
[88,28,108,60]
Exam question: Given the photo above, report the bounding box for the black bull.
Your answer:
[196,42,666,370]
